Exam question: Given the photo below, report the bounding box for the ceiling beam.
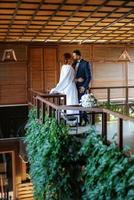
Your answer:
[82,7,134,43]
[60,0,131,42]
[55,0,110,42]
[4,0,22,41]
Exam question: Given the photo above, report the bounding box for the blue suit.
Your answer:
[75,59,92,124]
[75,59,92,100]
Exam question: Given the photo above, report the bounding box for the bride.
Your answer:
[50,53,78,113]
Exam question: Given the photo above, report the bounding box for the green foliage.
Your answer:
[25,108,134,200]
[79,130,134,200]
[25,108,81,200]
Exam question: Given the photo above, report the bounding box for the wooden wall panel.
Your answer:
[0,63,27,85]
[44,72,57,92]
[0,44,27,104]
[128,47,134,60]
[91,62,126,99]
[92,45,124,61]
[0,62,27,104]
[128,62,134,86]
[29,47,43,70]
[0,84,27,104]
[28,46,58,93]
[30,70,43,90]
[28,47,43,91]
[128,62,134,98]
[44,47,57,91]
[44,48,57,71]
[92,62,125,87]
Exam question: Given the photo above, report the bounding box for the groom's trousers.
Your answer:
[78,90,89,125]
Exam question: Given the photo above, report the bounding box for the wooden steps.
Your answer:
[17,182,34,200]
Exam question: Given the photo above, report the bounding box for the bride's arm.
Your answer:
[75,77,84,83]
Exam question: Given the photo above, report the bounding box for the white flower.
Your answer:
[80,93,97,108]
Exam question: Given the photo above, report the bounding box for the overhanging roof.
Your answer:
[0,0,134,43]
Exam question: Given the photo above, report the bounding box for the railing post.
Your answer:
[49,106,52,117]
[125,87,128,105]
[64,95,66,105]
[33,96,36,106]
[36,98,40,119]
[59,97,61,105]
[118,118,123,150]
[102,112,107,142]
[58,97,60,105]
[91,112,95,125]
[107,88,110,103]
[42,103,46,124]
[56,110,61,122]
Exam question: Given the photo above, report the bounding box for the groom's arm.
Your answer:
[82,61,92,90]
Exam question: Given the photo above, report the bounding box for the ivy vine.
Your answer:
[25,108,134,200]
[25,108,81,200]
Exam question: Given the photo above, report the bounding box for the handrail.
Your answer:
[28,88,66,106]
[36,95,103,122]
[29,86,134,107]
[91,86,134,89]
[90,85,134,104]
[36,96,60,110]
[103,107,134,123]
[35,94,134,150]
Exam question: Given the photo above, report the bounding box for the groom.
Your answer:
[72,49,92,125]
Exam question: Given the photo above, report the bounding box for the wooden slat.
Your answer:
[29,47,43,69]
[0,0,134,43]
[28,46,58,92]
[17,182,33,200]
[0,43,27,104]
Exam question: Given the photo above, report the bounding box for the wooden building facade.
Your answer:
[0,43,134,105]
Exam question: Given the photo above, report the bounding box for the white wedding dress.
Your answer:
[50,64,78,114]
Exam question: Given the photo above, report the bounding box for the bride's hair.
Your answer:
[64,53,71,64]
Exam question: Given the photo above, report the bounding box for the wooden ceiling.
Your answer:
[0,0,134,43]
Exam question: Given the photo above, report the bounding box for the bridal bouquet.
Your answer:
[80,93,97,108]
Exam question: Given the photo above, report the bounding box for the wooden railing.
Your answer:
[36,95,103,124]
[34,95,134,150]
[29,86,134,107]
[29,89,66,106]
[90,86,134,104]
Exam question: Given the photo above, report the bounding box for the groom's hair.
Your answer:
[73,49,81,56]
